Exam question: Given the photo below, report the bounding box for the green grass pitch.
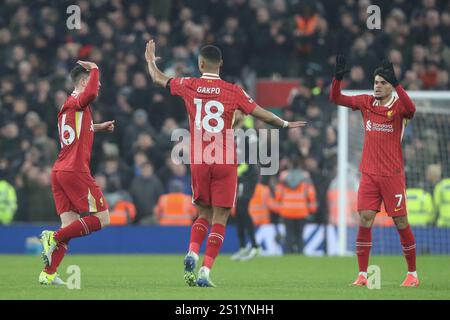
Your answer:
[1,254,449,300]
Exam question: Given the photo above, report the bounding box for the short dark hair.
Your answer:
[70,65,90,84]
[373,67,387,81]
[199,45,222,64]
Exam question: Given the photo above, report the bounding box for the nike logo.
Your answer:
[395,208,402,212]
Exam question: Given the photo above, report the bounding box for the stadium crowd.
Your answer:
[1,0,450,226]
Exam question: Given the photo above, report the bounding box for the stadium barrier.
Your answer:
[1,224,448,255]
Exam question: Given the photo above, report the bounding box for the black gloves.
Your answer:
[380,59,399,86]
[334,54,350,80]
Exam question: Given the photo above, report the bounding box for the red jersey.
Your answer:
[330,79,416,176]
[52,68,100,173]
[169,73,257,164]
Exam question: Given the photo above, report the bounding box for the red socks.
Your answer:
[356,224,416,273]
[188,219,226,270]
[203,224,226,269]
[356,226,372,273]
[44,240,70,274]
[398,225,417,272]
[54,216,102,243]
[189,218,209,254]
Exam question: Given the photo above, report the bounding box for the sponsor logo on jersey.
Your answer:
[365,120,393,132]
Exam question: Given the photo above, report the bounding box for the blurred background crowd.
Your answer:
[1,0,450,226]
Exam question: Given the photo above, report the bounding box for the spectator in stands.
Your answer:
[217,16,247,80]
[129,161,164,224]
[165,163,191,195]
[0,122,23,162]
[1,0,450,224]
[19,164,57,222]
[122,109,156,152]
[154,180,196,226]
[32,122,58,166]
[129,131,165,170]
[275,156,317,254]
[96,173,136,225]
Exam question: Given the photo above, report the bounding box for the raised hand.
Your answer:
[334,54,350,80]
[380,59,399,86]
[77,60,98,70]
[145,39,161,63]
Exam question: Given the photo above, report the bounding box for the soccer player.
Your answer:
[145,40,306,287]
[330,55,419,287]
[39,61,115,285]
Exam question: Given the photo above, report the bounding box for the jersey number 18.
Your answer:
[194,98,224,133]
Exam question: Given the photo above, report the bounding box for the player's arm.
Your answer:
[76,61,100,108]
[380,60,416,119]
[329,55,366,109]
[396,85,416,119]
[145,39,170,87]
[93,120,115,133]
[236,86,306,128]
[251,106,306,128]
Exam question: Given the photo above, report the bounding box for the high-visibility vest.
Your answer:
[327,189,358,226]
[109,200,137,225]
[406,188,435,226]
[155,193,196,226]
[0,180,17,225]
[249,183,272,225]
[434,178,450,227]
[274,181,317,219]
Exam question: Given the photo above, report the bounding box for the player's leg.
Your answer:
[52,172,108,244]
[380,175,418,287]
[354,210,377,282]
[184,202,212,286]
[46,211,78,271]
[188,202,212,256]
[197,164,237,287]
[40,171,74,276]
[353,173,381,286]
[184,163,213,286]
[187,163,212,257]
[92,209,110,227]
[39,211,78,285]
[197,205,230,287]
[392,215,418,287]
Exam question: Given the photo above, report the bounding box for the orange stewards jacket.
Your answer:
[274,169,317,219]
[109,200,137,225]
[249,183,273,225]
[154,193,196,226]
